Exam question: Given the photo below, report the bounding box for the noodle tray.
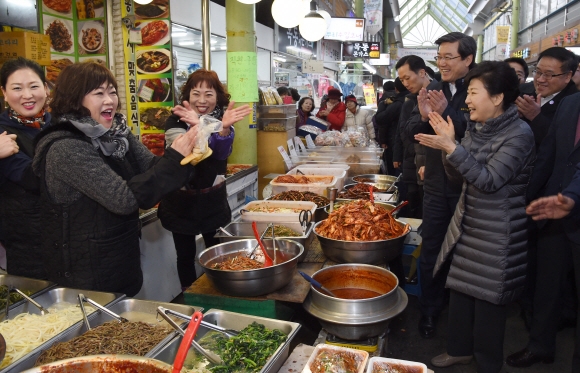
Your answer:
[366,357,427,373]
[213,221,314,262]
[286,167,347,190]
[240,200,317,223]
[151,308,301,373]
[0,274,55,312]
[0,287,124,373]
[25,298,203,370]
[302,344,368,373]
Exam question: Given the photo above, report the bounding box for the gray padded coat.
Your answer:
[434,105,535,305]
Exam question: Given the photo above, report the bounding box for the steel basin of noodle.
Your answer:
[198,239,303,297]
[314,200,410,265]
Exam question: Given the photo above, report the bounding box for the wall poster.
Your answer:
[121,0,173,156]
[39,0,108,90]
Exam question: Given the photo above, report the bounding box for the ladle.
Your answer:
[251,221,273,267]
[78,293,128,323]
[156,307,224,365]
[157,306,238,337]
[11,287,49,315]
[298,271,337,297]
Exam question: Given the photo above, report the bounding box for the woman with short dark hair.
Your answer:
[415,61,535,373]
[0,57,51,279]
[33,62,199,295]
[158,69,251,289]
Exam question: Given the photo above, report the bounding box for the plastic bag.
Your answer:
[315,130,351,146]
[180,115,223,166]
[346,127,369,147]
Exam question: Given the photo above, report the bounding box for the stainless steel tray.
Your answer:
[151,308,301,373]
[0,274,55,311]
[214,221,314,262]
[1,287,124,373]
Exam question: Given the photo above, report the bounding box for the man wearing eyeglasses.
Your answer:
[515,47,578,149]
[403,32,476,339]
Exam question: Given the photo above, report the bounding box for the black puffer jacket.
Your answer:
[0,111,50,279]
[435,106,535,305]
[403,78,470,196]
[33,120,193,296]
[375,91,407,148]
[393,94,420,184]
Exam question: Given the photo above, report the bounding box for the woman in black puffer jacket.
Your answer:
[416,61,535,373]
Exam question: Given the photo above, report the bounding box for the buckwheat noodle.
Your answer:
[35,320,172,366]
[0,304,95,368]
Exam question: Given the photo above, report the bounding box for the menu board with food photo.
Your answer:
[40,0,109,86]
[122,0,173,153]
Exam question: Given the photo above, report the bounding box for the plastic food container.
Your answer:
[240,200,317,223]
[366,356,427,373]
[258,117,297,132]
[286,167,348,190]
[271,175,337,197]
[302,344,369,373]
[257,104,297,118]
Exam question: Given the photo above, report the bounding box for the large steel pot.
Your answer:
[21,355,172,373]
[313,220,409,265]
[198,239,303,297]
[302,264,408,340]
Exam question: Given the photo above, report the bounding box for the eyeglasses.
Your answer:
[533,70,569,80]
[434,55,462,62]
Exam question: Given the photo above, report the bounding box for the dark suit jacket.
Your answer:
[522,81,578,149]
[527,92,580,241]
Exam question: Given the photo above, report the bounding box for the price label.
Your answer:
[277,146,293,169]
[287,139,299,158]
[294,136,307,153]
[302,60,324,74]
[305,135,316,149]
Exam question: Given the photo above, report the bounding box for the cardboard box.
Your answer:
[0,32,51,66]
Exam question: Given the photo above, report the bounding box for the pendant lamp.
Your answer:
[299,1,327,42]
[237,0,262,3]
[272,0,306,28]
[134,0,153,4]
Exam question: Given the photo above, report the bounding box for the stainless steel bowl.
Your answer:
[352,174,399,184]
[198,239,304,297]
[324,199,396,215]
[343,182,398,195]
[302,264,407,340]
[313,219,409,264]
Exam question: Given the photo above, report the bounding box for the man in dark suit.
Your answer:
[403,32,476,338]
[516,47,578,149]
[507,91,580,370]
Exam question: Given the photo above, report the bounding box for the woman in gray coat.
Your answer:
[415,61,535,373]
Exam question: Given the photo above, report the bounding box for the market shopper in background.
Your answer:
[316,87,346,131]
[158,69,251,289]
[296,96,315,132]
[506,90,580,370]
[342,94,375,141]
[403,32,476,339]
[416,60,534,373]
[289,88,301,104]
[505,57,529,85]
[375,78,407,175]
[0,57,51,280]
[393,55,434,219]
[32,62,200,296]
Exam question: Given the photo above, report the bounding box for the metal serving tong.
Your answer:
[156,306,224,365]
[10,286,50,315]
[249,223,277,264]
[157,306,238,338]
[77,293,128,330]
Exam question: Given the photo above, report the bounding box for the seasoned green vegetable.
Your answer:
[207,322,287,373]
[0,285,32,309]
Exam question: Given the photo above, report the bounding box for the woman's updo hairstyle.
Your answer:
[464,61,520,111]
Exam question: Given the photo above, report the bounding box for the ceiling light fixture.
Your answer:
[299,1,327,42]
[272,0,306,28]
[273,55,287,62]
[362,62,377,75]
[237,0,261,3]
[179,41,196,46]
[171,32,187,37]
[133,0,153,5]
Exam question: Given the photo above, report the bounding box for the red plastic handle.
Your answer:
[369,185,374,204]
[172,310,203,373]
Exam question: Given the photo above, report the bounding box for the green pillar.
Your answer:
[511,0,520,52]
[476,34,483,63]
[355,0,364,76]
[383,17,388,53]
[226,0,257,164]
